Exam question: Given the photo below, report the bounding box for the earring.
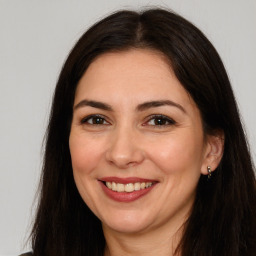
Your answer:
[207,166,212,180]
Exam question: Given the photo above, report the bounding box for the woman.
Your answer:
[23,8,256,256]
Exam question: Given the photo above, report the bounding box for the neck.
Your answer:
[103,221,184,256]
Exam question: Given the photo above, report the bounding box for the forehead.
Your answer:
[74,49,195,109]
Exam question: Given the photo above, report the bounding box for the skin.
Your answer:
[69,49,223,256]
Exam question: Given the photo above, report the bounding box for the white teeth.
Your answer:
[145,182,150,188]
[125,183,134,192]
[117,183,124,192]
[134,182,140,191]
[112,182,117,191]
[105,181,153,193]
[140,182,146,189]
[106,182,112,189]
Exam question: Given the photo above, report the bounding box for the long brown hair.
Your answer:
[31,8,256,256]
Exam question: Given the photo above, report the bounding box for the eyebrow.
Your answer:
[74,100,113,111]
[74,99,186,113]
[136,100,186,113]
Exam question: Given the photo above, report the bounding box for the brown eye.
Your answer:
[152,118,168,125]
[146,115,176,126]
[81,115,109,125]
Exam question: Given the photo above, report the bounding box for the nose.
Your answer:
[105,127,145,169]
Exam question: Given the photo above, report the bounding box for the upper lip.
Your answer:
[99,176,158,184]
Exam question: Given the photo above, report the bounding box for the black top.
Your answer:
[19,253,32,256]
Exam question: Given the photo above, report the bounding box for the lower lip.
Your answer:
[100,182,156,202]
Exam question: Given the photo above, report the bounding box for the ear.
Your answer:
[201,130,224,175]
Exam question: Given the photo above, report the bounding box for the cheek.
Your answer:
[69,134,104,175]
[147,132,204,174]
[69,133,104,209]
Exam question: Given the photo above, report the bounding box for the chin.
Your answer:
[101,211,153,234]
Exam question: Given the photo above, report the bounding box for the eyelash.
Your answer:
[81,114,110,125]
[80,114,176,127]
[144,114,176,127]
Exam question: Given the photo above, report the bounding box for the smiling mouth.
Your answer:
[99,177,158,202]
[103,181,155,193]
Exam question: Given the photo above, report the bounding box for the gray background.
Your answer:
[0,0,255,255]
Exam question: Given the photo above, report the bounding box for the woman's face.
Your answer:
[69,49,211,235]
